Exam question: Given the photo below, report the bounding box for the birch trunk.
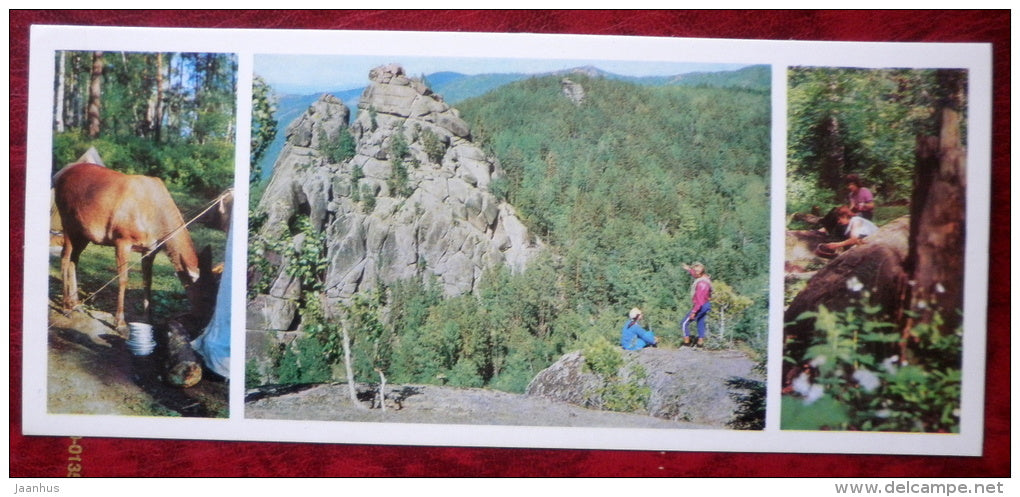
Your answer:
[55,51,66,133]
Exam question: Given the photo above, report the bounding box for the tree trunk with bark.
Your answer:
[55,51,66,133]
[819,114,847,191]
[87,51,103,138]
[904,69,967,333]
[164,320,203,388]
[340,315,366,409]
[155,52,164,143]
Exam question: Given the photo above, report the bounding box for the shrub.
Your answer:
[582,334,650,413]
[319,128,357,164]
[419,127,446,164]
[282,217,329,292]
[275,335,334,385]
[245,358,263,389]
[489,176,510,201]
[782,294,962,432]
[448,359,484,388]
[599,364,651,412]
[387,130,413,197]
[52,131,234,198]
[583,335,623,377]
[361,184,376,213]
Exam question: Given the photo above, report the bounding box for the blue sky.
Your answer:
[255,54,752,95]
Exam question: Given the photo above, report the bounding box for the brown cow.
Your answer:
[53,162,200,331]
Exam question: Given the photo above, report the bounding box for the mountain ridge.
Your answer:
[256,64,768,180]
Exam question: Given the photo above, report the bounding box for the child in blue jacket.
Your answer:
[621,308,658,350]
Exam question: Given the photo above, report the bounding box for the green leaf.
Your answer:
[781,395,849,430]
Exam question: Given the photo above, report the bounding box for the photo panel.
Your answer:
[781,67,971,434]
[244,54,772,431]
[44,49,237,418]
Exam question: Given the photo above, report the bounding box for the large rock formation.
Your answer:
[248,64,542,336]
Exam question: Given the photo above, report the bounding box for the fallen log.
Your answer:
[163,245,222,388]
[164,319,203,388]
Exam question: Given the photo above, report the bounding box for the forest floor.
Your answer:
[45,302,229,418]
[41,235,231,418]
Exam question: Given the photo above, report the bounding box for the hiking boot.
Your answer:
[697,338,705,347]
[683,336,691,346]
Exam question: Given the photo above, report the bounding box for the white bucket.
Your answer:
[127,322,156,356]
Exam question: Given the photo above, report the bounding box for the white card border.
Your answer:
[21,25,992,456]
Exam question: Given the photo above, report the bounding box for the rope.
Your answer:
[154,187,233,254]
[55,188,233,322]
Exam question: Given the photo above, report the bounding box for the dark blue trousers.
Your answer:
[681,302,711,339]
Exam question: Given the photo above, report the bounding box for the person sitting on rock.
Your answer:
[621,307,658,350]
[845,174,876,220]
[816,206,879,257]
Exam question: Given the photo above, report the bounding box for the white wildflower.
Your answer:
[935,282,946,294]
[805,384,825,405]
[846,275,864,292]
[852,369,881,392]
[791,372,812,396]
[916,300,928,310]
[875,409,892,418]
[881,356,900,374]
[792,372,825,405]
[810,355,827,368]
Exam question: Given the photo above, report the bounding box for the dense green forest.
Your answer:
[786,67,958,220]
[52,51,237,202]
[261,73,773,394]
[459,74,771,348]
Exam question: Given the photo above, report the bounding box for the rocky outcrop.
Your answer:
[248,64,542,335]
[560,78,585,105]
[523,351,604,405]
[526,348,763,427]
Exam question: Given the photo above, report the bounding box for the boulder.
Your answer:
[527,347,762,427]
[782,216,912,384]
[524,351,603,405]
[246,295,298,331]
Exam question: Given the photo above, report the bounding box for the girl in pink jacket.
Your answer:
[681,262,712,346]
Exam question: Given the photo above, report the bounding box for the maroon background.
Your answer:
[9,10,1009,477]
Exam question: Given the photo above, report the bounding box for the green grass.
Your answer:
[48,226,226,324]
[874,204,910,225]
